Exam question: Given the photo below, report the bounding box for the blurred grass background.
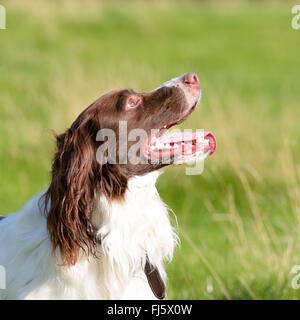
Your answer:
[1,0,300,299]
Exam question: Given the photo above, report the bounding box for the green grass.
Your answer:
[1,0,300,299]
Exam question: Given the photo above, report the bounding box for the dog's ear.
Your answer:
[43,108,103,266]
[45,130,96,265]
[42,106,128,266]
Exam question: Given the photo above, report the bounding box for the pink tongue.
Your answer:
[158,131,217,155]
[205,132,217,155]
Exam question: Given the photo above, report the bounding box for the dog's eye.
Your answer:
[125,96,141,110]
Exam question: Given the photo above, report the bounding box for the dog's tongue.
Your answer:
[204,132,217,155]
[159,131,217,155]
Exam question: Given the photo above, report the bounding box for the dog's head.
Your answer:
[44,73,216,265]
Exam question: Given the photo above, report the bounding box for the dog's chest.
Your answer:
[92,171,176,274]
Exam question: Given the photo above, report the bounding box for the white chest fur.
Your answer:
[91,170,177,299]
[0,170,177,299]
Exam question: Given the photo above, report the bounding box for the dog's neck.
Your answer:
[91,169,177,278]
[91,169,165,230]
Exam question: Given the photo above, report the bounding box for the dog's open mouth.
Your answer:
[145,105,217,162]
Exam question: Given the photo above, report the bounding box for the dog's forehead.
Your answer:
[99,89,123,103]
[95,89,135,107]
[93,84,183,114]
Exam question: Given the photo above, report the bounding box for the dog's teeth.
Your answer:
[203,139,209,146]
[196,132,204,144]
[155,141,164,149]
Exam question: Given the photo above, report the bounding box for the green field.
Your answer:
[1,1,300,299]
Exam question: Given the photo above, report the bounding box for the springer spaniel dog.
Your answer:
[0,73,216,300]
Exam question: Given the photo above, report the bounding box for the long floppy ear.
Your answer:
[43,112,100,266]
[42,107,129,266]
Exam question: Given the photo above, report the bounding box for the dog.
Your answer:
[0,73,216,299]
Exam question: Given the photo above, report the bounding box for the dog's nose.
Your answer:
[181,72,200,86]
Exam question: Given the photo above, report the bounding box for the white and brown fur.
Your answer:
[0,73,207,299]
